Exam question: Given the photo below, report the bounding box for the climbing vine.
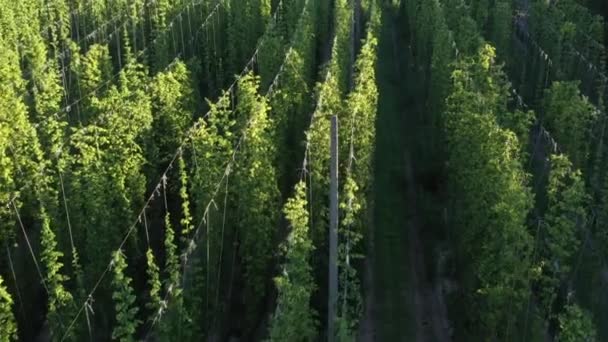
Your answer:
[8,0,604,340]
[268,181,317,341]
[537,154,588,318]
[0,276,17,341]
[190,91,235,325]
[40,206,73,339]
[446,44,534,338]
[148,61,196,168]
[336,9,379,336]
[543,81,598,170]
[267,0,319,187]
[178,154,194,239]
[557,303,598,341]
[234,72,280,328]
[145,248,162,323]
[110,250,141,342]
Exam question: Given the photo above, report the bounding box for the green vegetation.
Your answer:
[0,0,606,340]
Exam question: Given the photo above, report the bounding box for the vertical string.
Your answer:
[212,5,218,59]
[200,0,206,25]
[230,86,235,113]
[81,1,89,51]
[205,206,211,328]
[143,0,149,58]
[521,220,543,341]
[162,175,169,213]
[190,140,199,172]
[5,244,26,321]
[209,7,216,90]
[214,170,230,330]
[132,0,138,53]
[84,296,93,342]
[179,13,185,57]
[544,56,550,90]
[114,21,122,69]
[59,172,77,254]
[186,3,193,55]
[143,208,150,247]
[308,153,314,233]
[11,201,66,330]
[58,38,72,122]
[73,39,84,124]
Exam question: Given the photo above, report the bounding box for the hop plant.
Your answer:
[111,250,141,342]
[0,276,17,341]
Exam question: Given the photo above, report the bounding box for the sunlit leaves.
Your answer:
[544,81,598,169]
[446,44,533,337]
[537,154,588,316]
[40,206,73,339]
[234,72,280,327]
[110,251,141,342]
[558,303,597,342]
[0,276,17,341]
[268,182,316,341]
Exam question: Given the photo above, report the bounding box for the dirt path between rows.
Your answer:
[404,152,451,342]
[358,3,451,341]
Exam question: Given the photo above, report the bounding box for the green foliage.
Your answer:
[537,154,588,316]
[543,81,598,169]
[178,154,194,239]
[79,44,114,120]
[268,0,319,186]
[149,0,171,71]
[174,152,204,339]
[557,303,597,342]
[40,206,73,339]
[67,247,88,341]
[303,3,356,337]
[0,0,325,339]
[200,1,229,95]
[145,248,162,322]
[234,72,280,327]
[501,109,535,154]
[8,0,606,340]
[471,0,489,33]
[429,5,455,137]
[414,0,440,66]
[227,0,271,78]
[257,0,287,88]
[0,276,17,341]
[226,0,249,74]
[268,182,317,341]
[110,251,141,342]
[0,25,50,244]
[488,0,511,56]
[156,210,188,340]
[163,212,180,293]
[529,0,605,81]
[192,92,236,211]
[337,175,363,337]
[442,0,483,55]
[181,249,207,341]
[191,91,235,319]
[68,58,152,295]
[336,14,379,334]
[331,0,353,94]
[149,62,195,166]
[545,155,587,274]
[344,19,379,194]
[18,8,66,156]
[308,71,343,242]
[446,44,533,338]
